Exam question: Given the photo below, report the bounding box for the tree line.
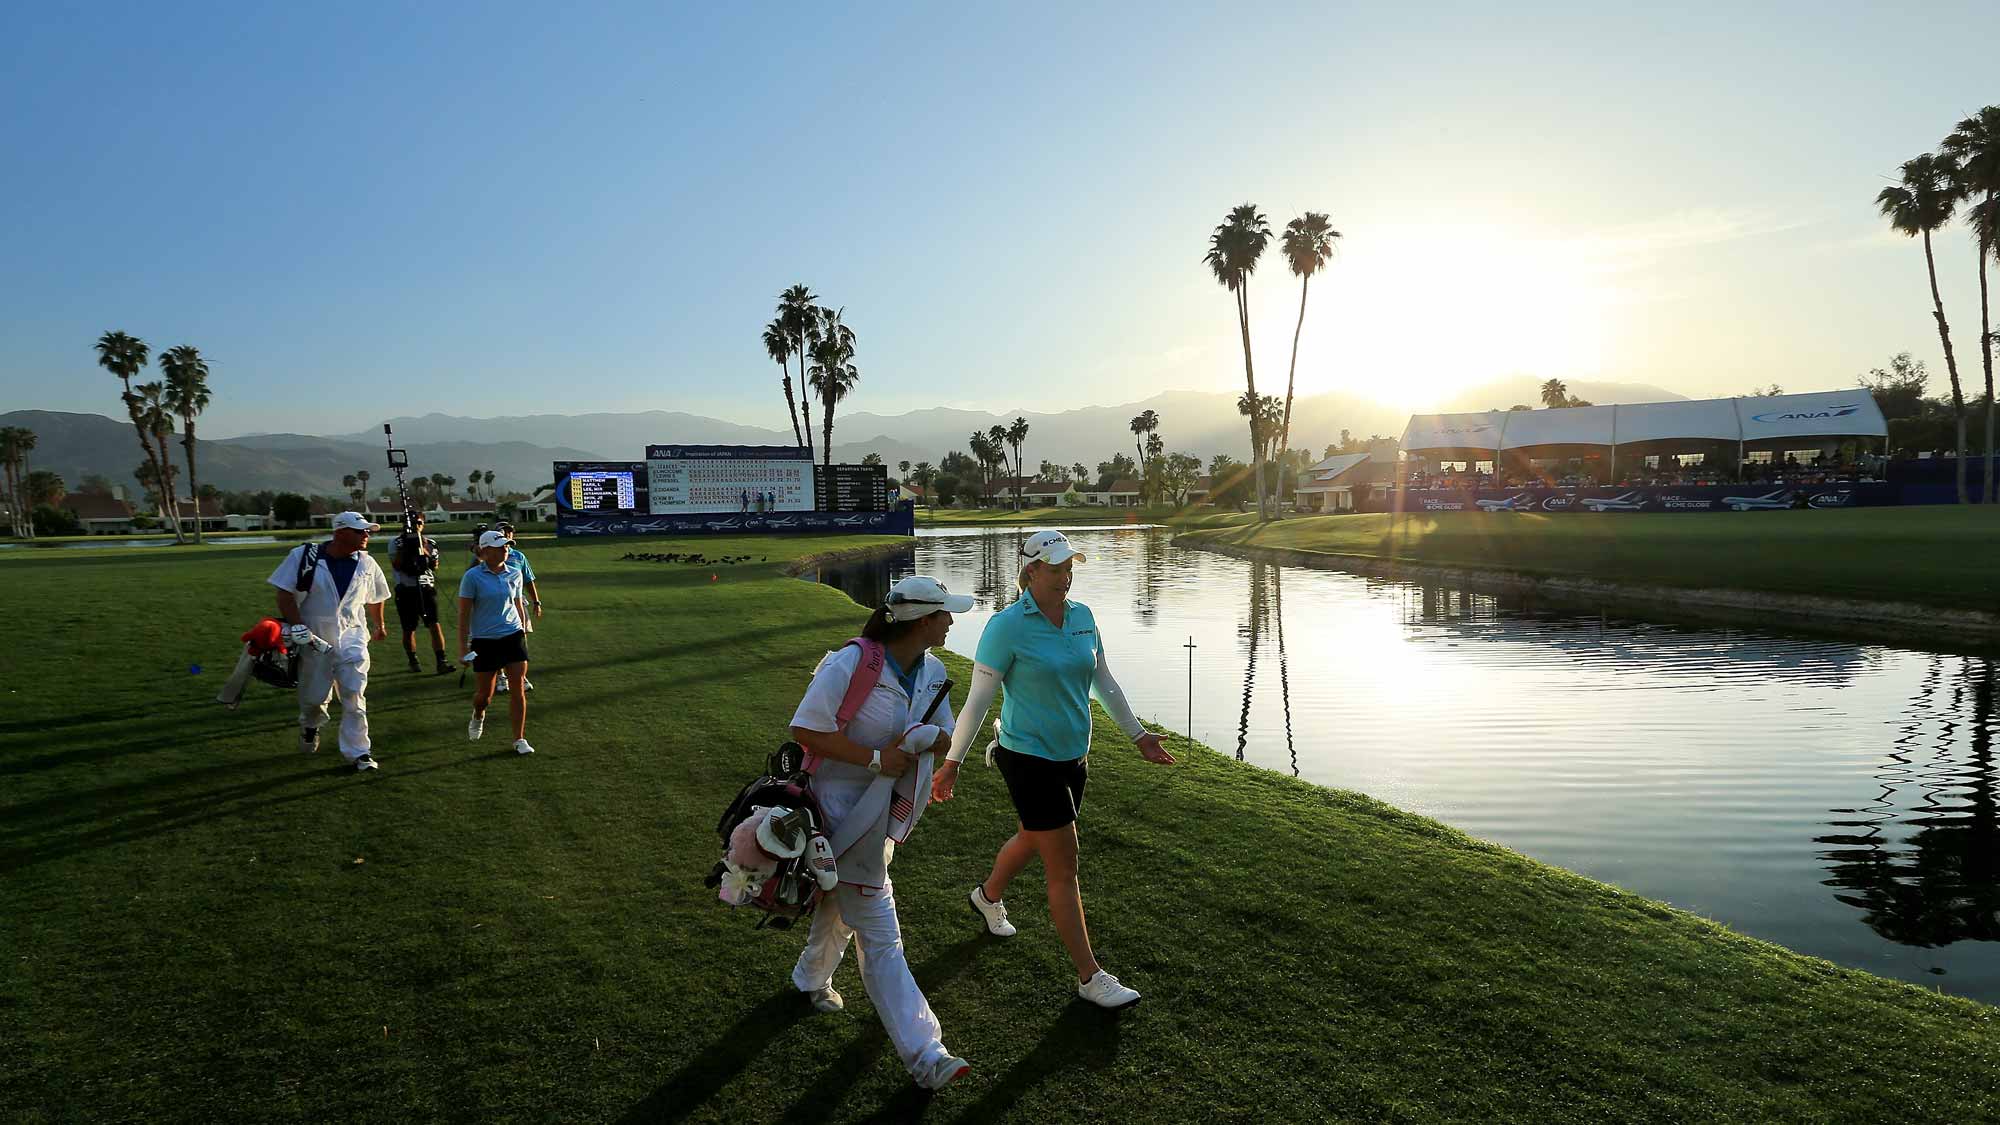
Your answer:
[762,284,860,472]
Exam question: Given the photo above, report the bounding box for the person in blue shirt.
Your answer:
[458,531,535,755]
[493,521,541,694]
[931,530,1175,1009]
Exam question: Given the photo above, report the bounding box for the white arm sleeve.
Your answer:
[944,662,1004,763]
[1092,640,1146,741]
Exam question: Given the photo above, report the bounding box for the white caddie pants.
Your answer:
[296,647,371,761]
[791,879,950,1078]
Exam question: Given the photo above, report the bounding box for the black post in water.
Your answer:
[1183,635,1196,744]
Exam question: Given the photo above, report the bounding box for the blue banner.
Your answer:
[557,504,915,538]
[1394,483,1896,513]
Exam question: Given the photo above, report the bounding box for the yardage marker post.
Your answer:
[1184,635,1196,744]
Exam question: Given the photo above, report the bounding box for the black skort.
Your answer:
[470,631,530,673]
[992,743,1088,832]
[393,583,440,630]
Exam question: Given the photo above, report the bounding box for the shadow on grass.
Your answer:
[950,1001,1128,1124]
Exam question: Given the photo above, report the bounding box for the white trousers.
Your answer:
[791,879,949,1078]
[297,647,371,761]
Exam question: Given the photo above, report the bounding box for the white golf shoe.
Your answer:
[514,738,535,755]
[1077,970,1140,1010]
[969,885,1015,937]
[467,713,484,741]
[353,754,379,773]
[809,985,843,1014]
[917,1053,970,1091]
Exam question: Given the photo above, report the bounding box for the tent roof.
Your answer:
[1399,391,1887,455]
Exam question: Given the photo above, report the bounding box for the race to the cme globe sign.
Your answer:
[644,445,815,513]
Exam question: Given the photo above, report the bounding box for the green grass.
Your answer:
[917,506,1188,527]
[3,533,1996,1122]
[1177,506,2000,610]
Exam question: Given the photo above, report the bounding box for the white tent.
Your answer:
[1400,391,1887,457]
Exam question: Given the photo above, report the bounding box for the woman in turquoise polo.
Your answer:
[930,530,1176,1009]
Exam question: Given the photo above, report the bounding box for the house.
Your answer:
[171,497,230,534]
[1182,475,1215,506]
[1076,479,1142,507]
[424,499,499,524]
[61,493,138,535]
[1019,479,1073,507]
[306,499,409,529]
[515,487,559,523]
[1293,453,1389,513]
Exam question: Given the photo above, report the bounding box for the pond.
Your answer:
[809,526,2000,1005]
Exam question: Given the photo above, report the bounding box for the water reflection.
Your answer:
[1818,656,2000,948]
[807,548,911,612]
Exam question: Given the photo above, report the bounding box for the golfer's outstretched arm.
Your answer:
[1091,640,1146,741]
[943,662,1003,764]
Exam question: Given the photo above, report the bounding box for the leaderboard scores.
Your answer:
[567,469,638,512]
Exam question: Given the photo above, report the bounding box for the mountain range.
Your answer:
[1,379,1681,500]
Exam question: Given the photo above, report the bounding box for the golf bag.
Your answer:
[216,618,301,707]
[702,638,885,930]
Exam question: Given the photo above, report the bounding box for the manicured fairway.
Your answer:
[2,534,1995,1122]
[1178,506,2000,610]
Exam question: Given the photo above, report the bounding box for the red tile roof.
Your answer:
[62,494,136,521]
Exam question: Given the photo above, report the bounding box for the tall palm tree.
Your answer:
[1880,153,1970,502]
[1006,416,1030,510]
[158,345,211,542]
[1129,410,1158,505]
[765,319,805,448]
[778,285,821,459]
[96,331,175,538]
[134,382,184,540]
[1944,107,2000,502]
[807,308,859,472]
[342,474,359,500]
[1206,204,1274,520]
[912,461,934,510]
[487,470,498,499]
[357,469,371,508]
[1540,378,1570,409]
[0,427,28,538]
[1072,461,1088,485]
[1278,212,1340,463]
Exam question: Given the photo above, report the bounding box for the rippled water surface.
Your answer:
[811,526,2000,1004]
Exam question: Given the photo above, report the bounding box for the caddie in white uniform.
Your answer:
[267,511,393,772]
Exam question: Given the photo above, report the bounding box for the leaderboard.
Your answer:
[568,470,636,512]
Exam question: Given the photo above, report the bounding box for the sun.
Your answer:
[1264,222,1626,411]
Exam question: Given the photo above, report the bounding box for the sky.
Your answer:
[2,1,1996,438]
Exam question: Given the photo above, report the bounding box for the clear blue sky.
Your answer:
[3,1,1995,437]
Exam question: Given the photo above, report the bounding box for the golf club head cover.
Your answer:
[807,833,838,890]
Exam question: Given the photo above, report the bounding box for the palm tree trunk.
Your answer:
[121,385,172,536]
[1236,285,1266,520]
[796,351,815,459]
[1280,275,1309,471]
[182,428,203,544]
[822,390,834,474]
[1923,228,1970,503]
[154,430,186,542]
[780,365,804,448]
[1979,224,1994,504]
[4,458,19,538]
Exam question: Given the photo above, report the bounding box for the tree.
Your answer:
[931,472,961,507]
[1005,416,1030,510]
[1071,462,1088,484]
[0,427,35,538]
[1237,391,1283,472]
[1540,378,1570,408]
[1096,453,1136,491]
[273,492,311,528]
[1143,432,1165,503]
[1879,152,1971,502]
[442,475,457,501]
[778,285,821,459]
[429,472,448,504]
[32,504,81,537]
[134,382,183,538]
[1279,211,1340,466]
[764,318,805,447]
[23,470,65,509]
[97,330,180,542]
[898,459,911,484]
[911,461,935,510]
[1508,403,1533,411]
[969,430,1004,503]
[342,474,359,502]
[1128,410,1158,505]
[1038,459,1064,481]
[1861,352,1931,420]
[860,452,882,466]
[1747,383,1784,397]
[158,344,212,542]
[1944,106,2000,502]
[77,473,114,495]
[1207,454,1252,508]
[1163,451,1201,508]
[807,308,859,472]
[1206,204,1274,519]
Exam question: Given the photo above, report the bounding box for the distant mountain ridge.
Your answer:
[5,378,1690,499]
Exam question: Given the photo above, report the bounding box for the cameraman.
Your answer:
[388,512,455,675]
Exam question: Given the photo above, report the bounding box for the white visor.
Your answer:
[884,575,975,622]
[1018,530,1085,567]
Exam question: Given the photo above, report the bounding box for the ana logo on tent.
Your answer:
[1750,404,1860,423]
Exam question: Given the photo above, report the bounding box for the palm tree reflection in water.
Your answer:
[1818,656,2000,950]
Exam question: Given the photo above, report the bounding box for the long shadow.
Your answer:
[0,701,170,737]
[952,1001,1127,1124]
[619,937,988,1125]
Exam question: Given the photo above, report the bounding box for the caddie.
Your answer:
[268,511,393,772]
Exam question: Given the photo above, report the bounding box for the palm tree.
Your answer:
[486,470,498,499]
[1006,416,1030,510]
[1279,212,1340,464]
[442,475,457,501]
[778,286,821,459]
[342,474,359,501]
[357,470,371,508]
[96,331,176,538]
[1944,106,2000,502]
[134,382,184,540]
[912,461,935,510]
[0,427,30,538]
[429,472,448,506]
[1880,153,1970,502]
[1129,410,1159,505]
[1540,378,1570,409]
[807,308,859,472]
[765,319,805,448]
[968,431,998,503]
[158,345,211,542]
[1206,204,1274,520]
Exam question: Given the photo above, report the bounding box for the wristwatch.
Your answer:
[867,749,882,774]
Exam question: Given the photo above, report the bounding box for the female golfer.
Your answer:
[930,530,1175,1009]
[788,575,972,1091]
[457,530,535,755]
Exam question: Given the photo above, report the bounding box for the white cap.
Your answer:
[477,530,510,549]
[884,575,974,621]
[1018,530,1085,567]
[332,512,381,533]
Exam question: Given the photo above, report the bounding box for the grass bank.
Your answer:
[3,535,1995,1122]
[1177,507,2000,614]
[917,506,1192,527]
